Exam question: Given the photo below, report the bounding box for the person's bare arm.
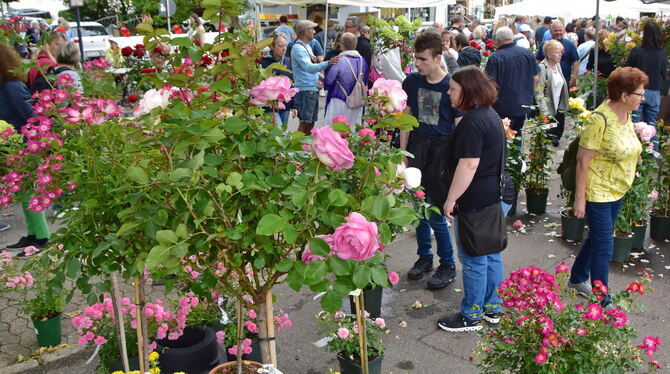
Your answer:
[569,60,580,87]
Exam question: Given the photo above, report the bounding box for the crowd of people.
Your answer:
[1,10,667,333]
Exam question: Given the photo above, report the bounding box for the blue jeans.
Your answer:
[569,198,623,287]
[273,110,290,128]
[416,205,455,267]
[632,89,660,126]
[453,202,510,320]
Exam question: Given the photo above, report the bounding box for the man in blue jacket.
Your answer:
[290,20,339,134]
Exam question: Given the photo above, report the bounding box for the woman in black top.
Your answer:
[627,22,668,125]
[587,29,616,79]
[437,66,508,332]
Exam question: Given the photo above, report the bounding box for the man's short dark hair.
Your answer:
[414,31,443,57]
[616,16,624,23]
[451,15,463,25]
[543,16,553,24]
[454,32,469,48]
[279,15,288,24]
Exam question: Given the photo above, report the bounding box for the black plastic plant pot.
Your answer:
[337,352,383,374]
[611,235,634,262]
[525,188,548,215]
[631,223,648,250]
[561,212,586,242]
[226,338,261,363]
[156,325,223,374]
[650,214,670,241]
[349,285,383,319]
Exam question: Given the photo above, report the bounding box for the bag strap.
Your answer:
[499,128,507,201]
[336,57,362,97]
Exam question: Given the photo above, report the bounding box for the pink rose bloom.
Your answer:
[301,249,325,264]
[332,212,380,261]
[512,220,524,229]
[337,327,350,339]
[244,321,258,333]
[248,309,257,319]
[388,271,400,285]
[78,336,89,345]
[249,76,299,109]
[357,128,376,139]
[216,330,225,345]
[649,189,659,200]
[309,126,355,170]
[368,78,408,114]
[332,115,348,123]
[94,336,107,345]
[414,191,426,199]
[374,318,385,328]
[577,329,587,335]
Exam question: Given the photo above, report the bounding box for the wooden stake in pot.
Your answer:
[110,273,129,372]
[354,290,369,374]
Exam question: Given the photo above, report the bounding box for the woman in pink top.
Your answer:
[27,31,67,87]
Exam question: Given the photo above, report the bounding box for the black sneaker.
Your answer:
[483,312,502,324]
[408,256,433,280]
[32,238,48,248]
[551,139,560,147]
[437,313,482,332]
[427,264,456,289]
[6,235,36,249]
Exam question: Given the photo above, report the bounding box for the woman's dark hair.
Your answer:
[607,67,649,101]
[450,65,498,111]
[454,32,469,48]
[566,23,575,33]
[0,43,22,83]
[414,31,443,57]
[642,22,663,50]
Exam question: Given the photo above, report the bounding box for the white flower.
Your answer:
[134,88,171,116]
[401,167,422,189]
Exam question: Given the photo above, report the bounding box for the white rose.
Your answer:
[401,167,422,189]
[134,89,171,116]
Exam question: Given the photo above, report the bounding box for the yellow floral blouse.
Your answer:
[579,101,642,203]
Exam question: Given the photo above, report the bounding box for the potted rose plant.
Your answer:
[316,311,388,374]
[650,120,670,241]
[477,264,663,373]
[522,115,556,214]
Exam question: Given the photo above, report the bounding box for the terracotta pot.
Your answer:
[209,360,263,374]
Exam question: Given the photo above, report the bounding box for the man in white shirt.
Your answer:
[577,29,596,76]
[514,24,532,49]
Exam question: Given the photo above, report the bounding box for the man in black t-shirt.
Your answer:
[400,31,462,290]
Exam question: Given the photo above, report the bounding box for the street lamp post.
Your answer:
[70,0,85,65]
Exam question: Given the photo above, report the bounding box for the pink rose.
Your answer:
[332,212,380,261]
[649,189,659,200]
[337,327,350,339]
[634,122,657,143]
[368,78,408,114]
[414,191,426,199]
[374,318,386,328]
[512,220,524,229]
[94,336,107,345]
[301,234,333,264]
[216,330,225,345]
[249,76,299,109]
[388,271,400,285]
[332,115,348,123]
[357,128,376,139]
[309,126,355,170]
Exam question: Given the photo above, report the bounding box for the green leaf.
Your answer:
[134,23,154,35]
[309,237,331,257]
[283,224,298,244]
[353,265,372,289]
[226,172,243,189]
[389,206,419,226]
[321,290,343,313]
[239,141,256,157]
[176,223,188,239]
[304,260,327,281]
[146,245,170,269]
[172,243,188,258]
[396,113,420,131]
[253,257,266,269]
[276,258,294,272]
[117,222,140,237]
[256,214,285,235]
[328,189,348,207]
[223,116,248,133]
[156,230,178,245]
[127,166,148,184]
[286,267,304,291]
[333,278,354,295]
[329,257,353,276]
[371,266,390,287]
[372,195,390,220]
[331,121,351,133]
[152,210,168,226]
[66,259,81,279]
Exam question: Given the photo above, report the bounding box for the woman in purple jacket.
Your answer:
[323,32,368,128]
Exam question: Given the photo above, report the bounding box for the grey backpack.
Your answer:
[337,57,366,109]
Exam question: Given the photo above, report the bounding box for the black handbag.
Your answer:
[456,135,508,257]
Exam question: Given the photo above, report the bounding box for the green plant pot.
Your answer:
[561,212,585,242]
[32,313,62,347]
[611,235,634,262]
[349,285,383,319]
[337,352,383,374]
[650,214,670,241]
[631,223,648,250]
[525,188,548,215]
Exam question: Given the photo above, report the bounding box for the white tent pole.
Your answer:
[325,0,329,50]
[593,0,600,108]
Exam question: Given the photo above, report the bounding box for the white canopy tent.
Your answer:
[495,0,670,20]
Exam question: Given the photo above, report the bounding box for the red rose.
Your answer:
[474,43,482,50]
[140,68,156,73]
[153,46,163,54]
[134,44,145,50]
[133,49,145,58]
[485,39,493,44]
[220,50,229,58]
[128,94,138,102]
[200,55,213,66]
[483,51,490,57]
[469,40,478,47]
[121,46,133,56]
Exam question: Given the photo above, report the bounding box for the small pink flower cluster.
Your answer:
[499,266,563,314]
[274,310,292,333]
[0,171,27,208]
[0,126,17,142]
[82,57,111,71]
[2,271,35,289]
[633,122,657,143]
[638,336,662,359]
[227,338,253,357]
[64,98,123,125]
[0,17,27,34]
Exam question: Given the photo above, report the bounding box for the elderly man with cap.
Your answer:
[291,19,340,134]
[514,24,533,49]
[485,26,539,139]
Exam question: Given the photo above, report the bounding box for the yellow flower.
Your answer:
[173,372,187,374]
[626,42,636,50]
[568,97,585,111]
[111,372,125,374]
[148,351,159,362]
[578,110,592,121]
[149,368,160,374]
